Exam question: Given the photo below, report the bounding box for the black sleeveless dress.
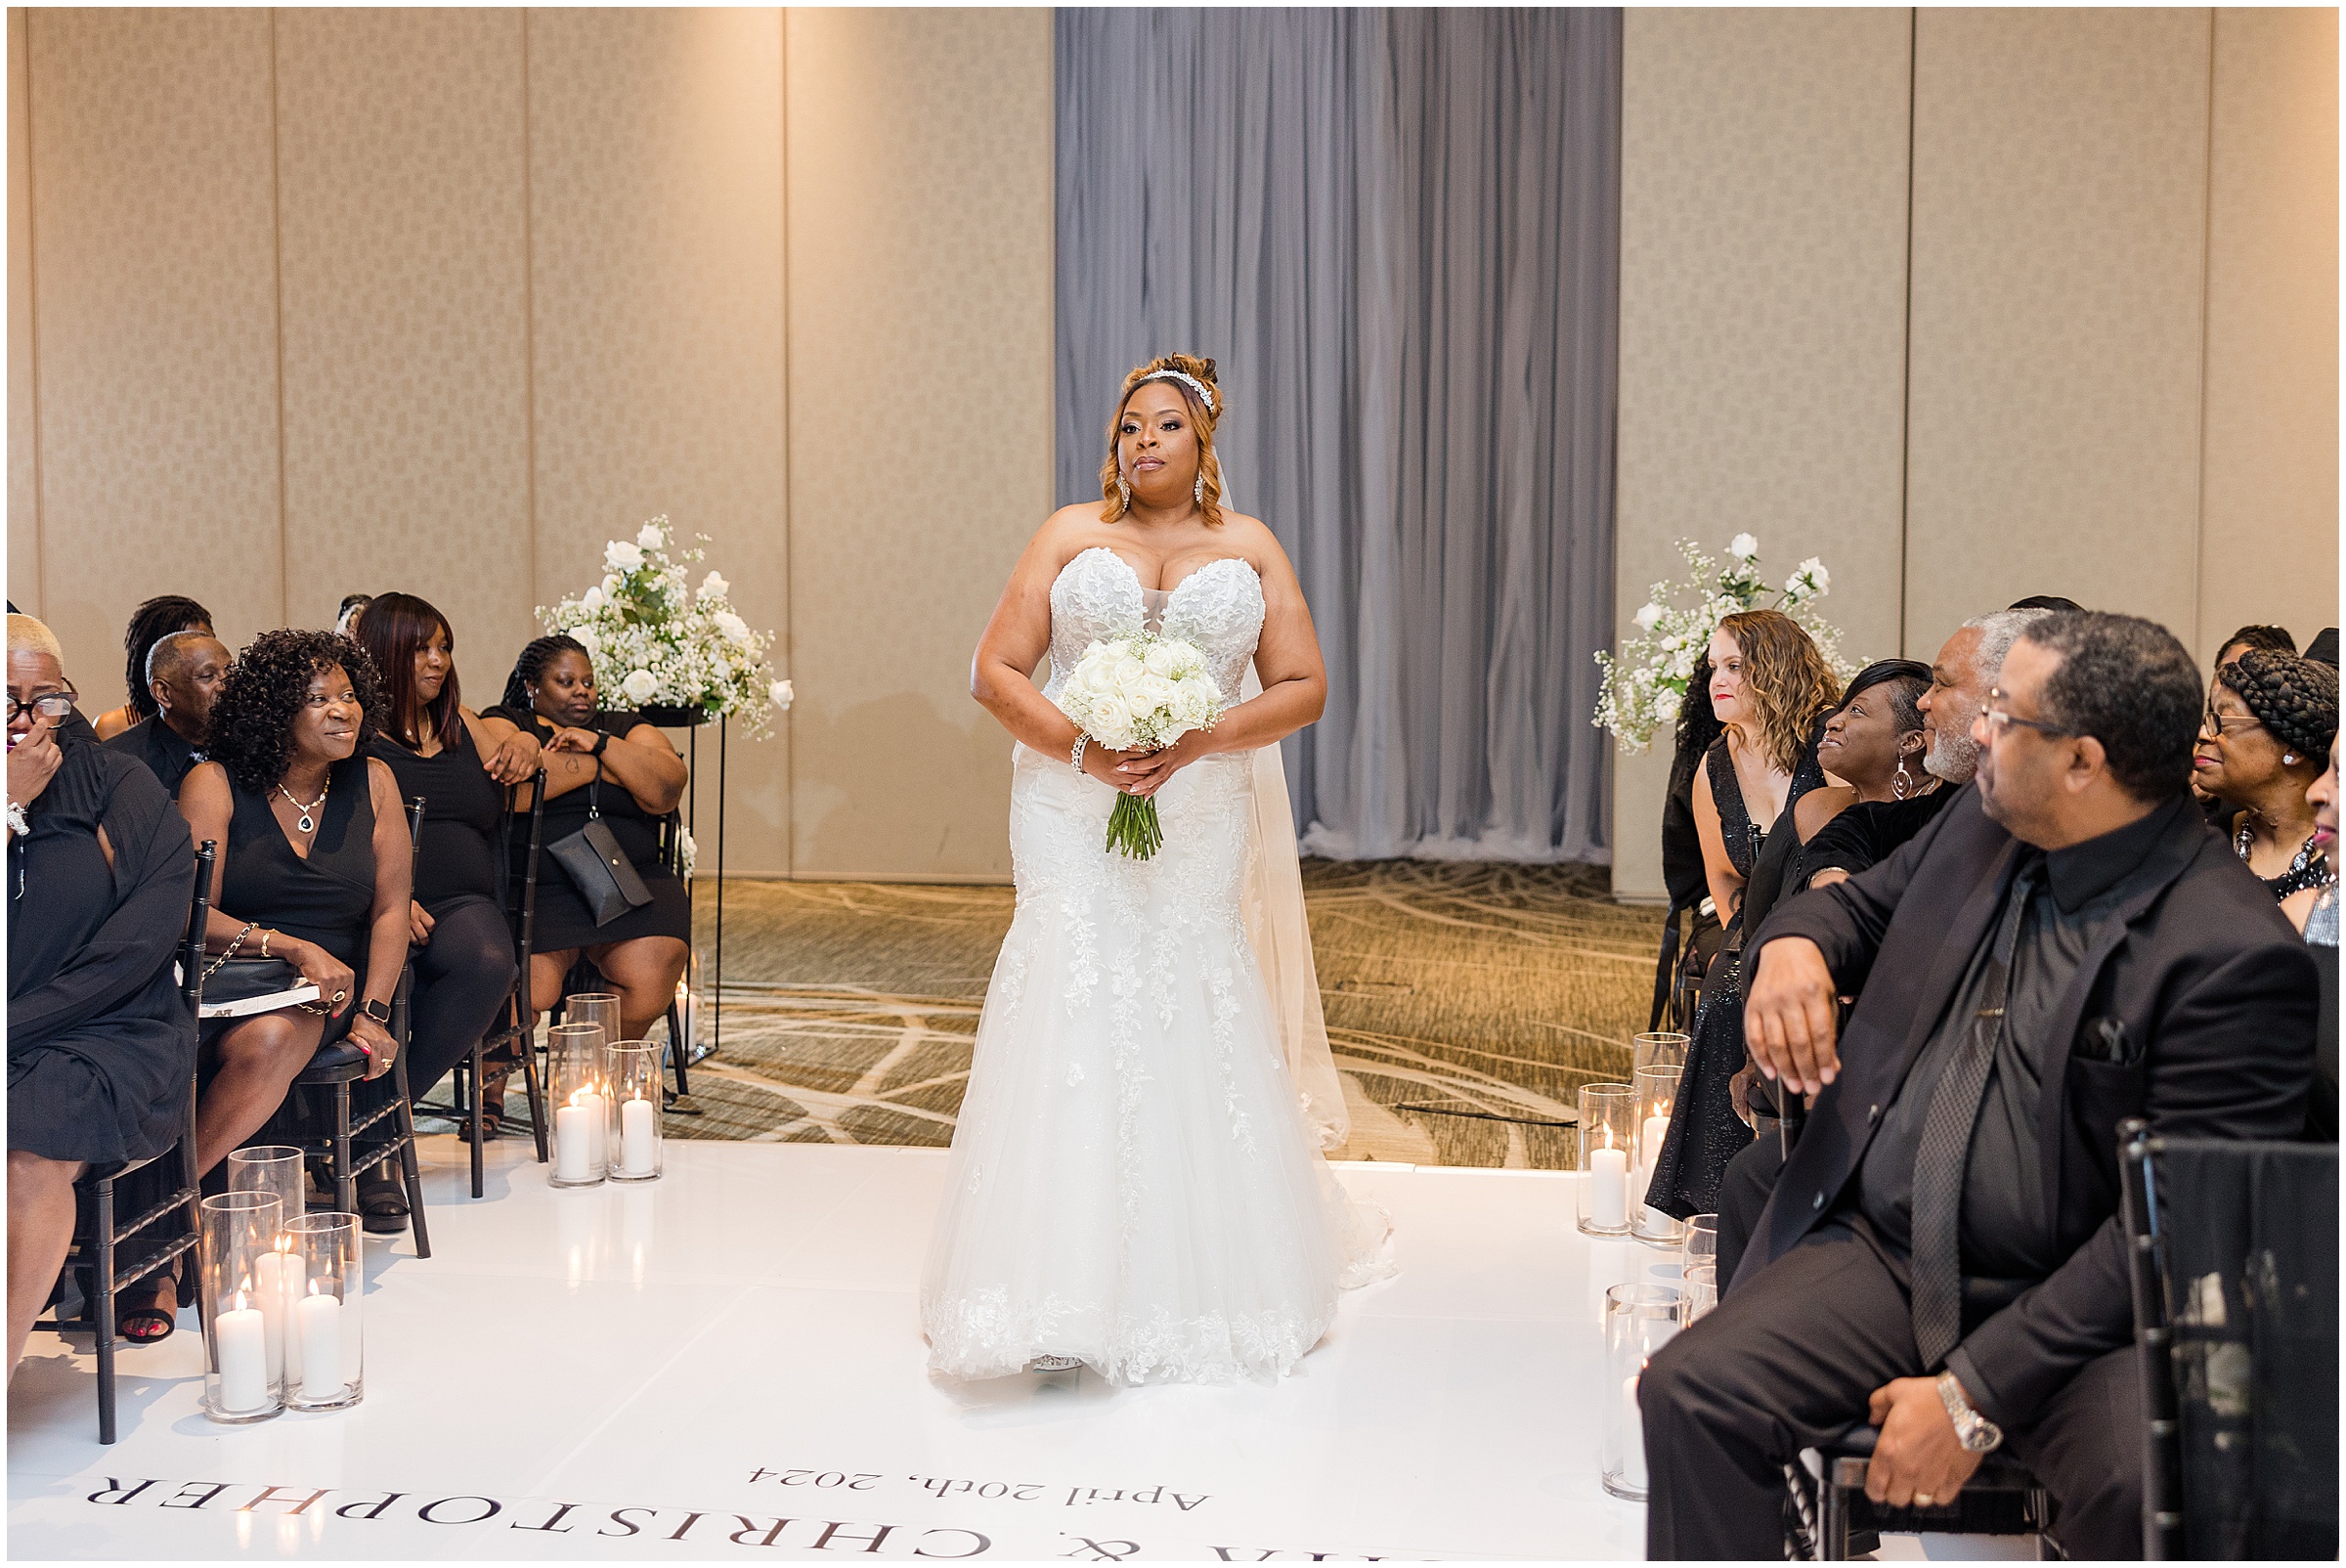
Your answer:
[215,754,377,1048]
[480,707,691,953]
[370,718,501,918]
[1645,731,1825,1220]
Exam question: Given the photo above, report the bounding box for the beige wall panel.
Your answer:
[528,9,790,873]
[275,10,535,662]
[1903,9,2212,656]
[26,8,282,699]
[1611,8,1913,900]
[2199,7,2339,663]
[9,9,39,617]
[785,8,1053,881]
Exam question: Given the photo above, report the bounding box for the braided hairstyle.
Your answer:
[2217,648,2338,762]
[121,594,213,719]
[501,634,590,718]
[206,629,386,794]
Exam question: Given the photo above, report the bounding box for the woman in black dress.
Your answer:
[486,636,690,1055]
[1647,609,1838,1221]
[92,594,213,742]
[2194,647,2337,910]
[355,593,538,1202]
[177,632,411,1180]
[8,616,199,1369]
[1785,658,1943,893]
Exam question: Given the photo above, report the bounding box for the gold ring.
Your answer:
[1914,1494,1935,1508]
[332,989,349,1005]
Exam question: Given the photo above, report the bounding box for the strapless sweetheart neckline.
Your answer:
[1065,544,1260,598]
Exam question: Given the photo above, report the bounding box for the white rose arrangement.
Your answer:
[1594,534,1856,752]
[1056,632,1226,859]
[538,516,792,741]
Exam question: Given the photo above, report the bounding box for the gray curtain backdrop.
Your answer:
[1056,8,1621,862]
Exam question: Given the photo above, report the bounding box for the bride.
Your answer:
[921,355,1393,1385]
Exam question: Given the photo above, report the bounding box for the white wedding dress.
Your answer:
[921,546,1394,1385]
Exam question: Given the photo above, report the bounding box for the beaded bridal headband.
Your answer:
[1138,368,1215,413]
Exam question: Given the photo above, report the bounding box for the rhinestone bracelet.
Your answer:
[1069,733,1089,777]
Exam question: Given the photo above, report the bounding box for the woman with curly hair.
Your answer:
[176,630,411,1178]
[91,595,212,741]
[1646,609,1839,1221]
[483,635,689,1074]
[2194,646,2338,918]
[352,593,538,1220]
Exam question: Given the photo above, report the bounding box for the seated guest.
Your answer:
[2007,594,2082,613]
[2195,647,2336,903]
[356,594,537,1180]
[486,637,691,1073]
[102,630,230,799]
[1713,611,2048,1279]
[1641,611,2317,1560]
[1791,658,1937,890]
[2213,621,2296,672]
[176,632,408,1178]
[1651,656,1724,1031]
[92,596,213,741]
[333,594,371,638]
[7,617,198,1368]
[2302,735,2336,1140]
[2305,627,2338,668]
[1647,611,1839,1216]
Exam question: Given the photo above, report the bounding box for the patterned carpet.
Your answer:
[668,862,1664,1170]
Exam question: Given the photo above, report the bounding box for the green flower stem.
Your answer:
[1105,791,1163,860]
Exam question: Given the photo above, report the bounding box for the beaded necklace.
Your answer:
[2235,819,2331,899]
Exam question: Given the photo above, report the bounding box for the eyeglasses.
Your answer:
[1980,688,2073,742]
[2201,702,2263,738]
[6,685,76,722]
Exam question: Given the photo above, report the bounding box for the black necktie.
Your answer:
[1909,862,2038,1369]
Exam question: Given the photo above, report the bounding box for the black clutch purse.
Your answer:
[547,777,653,927]
[197,955,322,1019]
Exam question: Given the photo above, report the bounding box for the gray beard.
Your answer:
[1925,730,1977,786]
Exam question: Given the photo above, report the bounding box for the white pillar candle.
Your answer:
[586,1091,609,1174]
[296,1290,343,1401]
[215,1298,271,1414]
[253,1249,304,1384]
[555,1095,598,1182]
[620,1095,657,1176]
[1590,1146,1629,1228]
[1638,1114,1672,1204]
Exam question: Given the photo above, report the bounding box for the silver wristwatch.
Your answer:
[1937,1371,2004,1453]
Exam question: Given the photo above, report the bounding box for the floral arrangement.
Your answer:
[1057,632,1226,859]
[1593,533,1857,752]
[538,517,793,741]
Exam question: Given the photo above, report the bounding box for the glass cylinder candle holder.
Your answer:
[1681,1212,1719,1275]
[606,1042,665,1183]
[1577,1083,1635,1236]
[566,991,622,1049]
[198,1192,283,1423]
[1632,1031,1689,1078]
[1601,1282,1682,1501]
[1631,1065,1684,1248]
[282,1213,364,1410]
[547,1022,610,1188]
[225,1144,309,1388]
[1680,1263,1719,1326]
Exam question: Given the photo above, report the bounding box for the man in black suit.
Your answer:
[102,629,228,798]
[1639,611,2318,1559]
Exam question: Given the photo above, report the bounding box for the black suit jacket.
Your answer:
[1738,786,2317,1429]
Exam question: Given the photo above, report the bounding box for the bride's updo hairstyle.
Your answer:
[1100,353,1227,528]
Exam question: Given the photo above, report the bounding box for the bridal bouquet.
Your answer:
[1057,633,1226,860]
[1593,533,1858,752]
[538,516,793,741]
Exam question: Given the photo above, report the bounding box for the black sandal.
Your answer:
[117,1266,180,1344]
[357,1173,411,1235]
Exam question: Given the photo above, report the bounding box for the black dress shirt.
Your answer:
[102,717,203,799]
[1855,797,2188,1280]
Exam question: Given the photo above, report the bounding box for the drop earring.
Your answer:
[2286,753,2300,765]
[1195,471,1205,505]
[1893,759,1912,801]
[1116,476,1130,510]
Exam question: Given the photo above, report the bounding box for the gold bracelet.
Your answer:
[259,929,274,960]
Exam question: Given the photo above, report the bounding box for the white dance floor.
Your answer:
[8,1137,2017,1561]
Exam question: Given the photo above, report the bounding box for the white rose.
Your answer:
[1143,642,1185,678]
[1799,557,1829,593]
[713,610,751,645]
[636,521,666,550]
[621,669,659,705]
[572,626,599,653]
[579,586,604,613]
[769,678,794,711]
[1633,602,1664,633]
[1726,533,1759,562]
[700,571,730,600]
[605,541,644,573]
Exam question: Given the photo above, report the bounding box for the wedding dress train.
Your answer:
[920,546,1393,1385]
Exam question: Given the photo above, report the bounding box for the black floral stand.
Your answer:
[638,705,723,1067]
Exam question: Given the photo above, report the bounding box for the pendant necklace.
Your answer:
[278,777,329,835]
